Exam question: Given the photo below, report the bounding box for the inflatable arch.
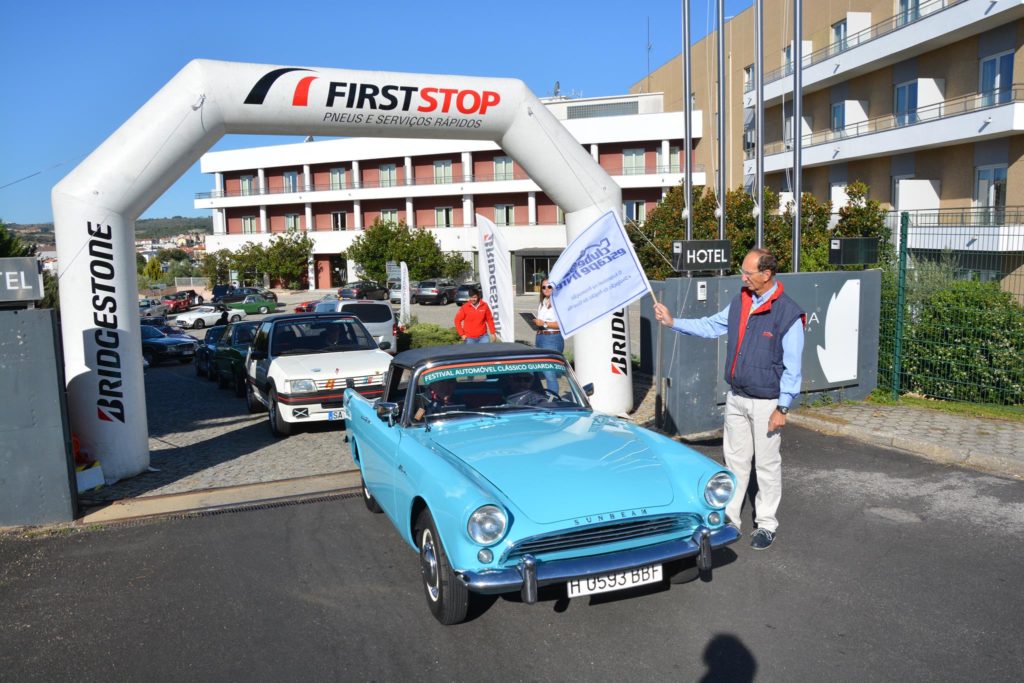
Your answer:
[53,60,631,482]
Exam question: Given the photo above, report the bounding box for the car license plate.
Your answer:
[566,564,662,598]
[328,410,347,421]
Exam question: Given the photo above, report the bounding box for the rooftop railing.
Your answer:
[749,85,1022,159]
[195,164,705,200]
[745,0,967,93]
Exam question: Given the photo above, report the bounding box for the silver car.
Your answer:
[315,300,398,354]
[138,297,169,317]
[389,280,419,304]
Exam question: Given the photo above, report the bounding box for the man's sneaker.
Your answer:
[750,528,776,550]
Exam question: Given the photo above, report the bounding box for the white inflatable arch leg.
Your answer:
[53,60,630,481]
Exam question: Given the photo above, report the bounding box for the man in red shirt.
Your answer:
[454,288,497,344]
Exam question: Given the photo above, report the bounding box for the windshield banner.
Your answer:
[548,210,651,338]
[422,360,564,384]
[476,215,515,342]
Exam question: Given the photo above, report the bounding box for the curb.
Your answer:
[788,413,1024,480]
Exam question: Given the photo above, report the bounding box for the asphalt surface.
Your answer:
[3,427,1022,682]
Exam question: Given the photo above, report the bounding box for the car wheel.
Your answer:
[267,389,292,437]
[230,314,241,322]
[217,367,230,389]
[143,350,156,367]
[197,296,204,305]
[439,294,448,306]
[245,381,265,413]
[361,473,382,514]
[415,509,468,625]
[258,306,269,314]
[233,372,246,397]
[193,319,205,330]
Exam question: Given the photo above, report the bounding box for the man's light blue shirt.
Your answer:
[670,283,804,408]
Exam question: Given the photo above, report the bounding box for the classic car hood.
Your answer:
[272,349,391,377]
[428,413,675,524]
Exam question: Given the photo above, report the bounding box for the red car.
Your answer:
[294,294,338,312]
[161,292,191,313]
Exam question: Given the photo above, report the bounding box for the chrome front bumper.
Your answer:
[459,525,740,603]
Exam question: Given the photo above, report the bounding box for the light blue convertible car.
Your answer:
[344,343,739,624]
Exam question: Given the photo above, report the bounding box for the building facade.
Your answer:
[194,93,704,293]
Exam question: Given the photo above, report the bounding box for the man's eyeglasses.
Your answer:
[739,268,763,278]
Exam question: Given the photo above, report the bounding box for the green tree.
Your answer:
[264,231,315,288]
[136,252,147,274]
[231,242,268,286]
[0,219,36,257]
[343,220,453,282]
[143,256,163,281]
[156,247,190,262]
[200,249,234,284]
[835,180,894,264]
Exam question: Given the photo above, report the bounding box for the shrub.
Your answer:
[902,279,1024,404]
[403,323,461,350]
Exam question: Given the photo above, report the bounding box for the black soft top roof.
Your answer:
[392,343,565,369]
[259,312,360,325]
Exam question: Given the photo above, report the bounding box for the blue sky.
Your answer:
[0,0,751,224]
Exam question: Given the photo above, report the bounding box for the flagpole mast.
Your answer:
[793,0,803,272]
[755,0,764,247]
[683,0,693,241]
[716,0,726,244]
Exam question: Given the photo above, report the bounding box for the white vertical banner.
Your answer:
[476,215,515,342]
[399,261,411,327]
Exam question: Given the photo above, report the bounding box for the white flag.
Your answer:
[476,215,515,342]
[548,210,651,338]
[399,261,411,327]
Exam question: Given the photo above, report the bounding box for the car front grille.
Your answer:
[314,374,383,391]
[503,513,703,561]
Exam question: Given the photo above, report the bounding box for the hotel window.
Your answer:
[495,204,515,226]
[894,81,918,126]
[285,214,300,232]
[283,171,299,193]
[657,146,681,173]
[976,165,1007,223]
[623,200,646,224]
[743,65,754,91]
[435,207,454,227]
[980,51,1013,106]
[240,175,255,196]
[329,167,346,190]
[831,102,846,134]
[494,156,514,181]
[380,208,398,223]
[331,211,347,231]
[433,160,453,184]
[832,20,847,53]
[784,114,794,147]
[897,0,920,28]
[623,148,646,175]
[379,164,397,188]
[241,216,256,234]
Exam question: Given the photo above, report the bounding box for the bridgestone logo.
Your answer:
[88,222,124,423]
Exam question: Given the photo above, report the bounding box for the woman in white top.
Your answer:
[532,278,564,394]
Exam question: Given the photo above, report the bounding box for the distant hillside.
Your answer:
[6,216,212,243]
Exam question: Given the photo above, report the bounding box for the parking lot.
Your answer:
[88,289,644,504]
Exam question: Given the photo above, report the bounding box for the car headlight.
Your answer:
[288,379,317,393]
[467,505,507,545]
[704,472,735,508]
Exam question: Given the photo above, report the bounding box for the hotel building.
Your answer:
[194,92,703,293]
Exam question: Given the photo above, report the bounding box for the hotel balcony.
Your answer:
[742,0,1024,109]
[743,86,1024,174]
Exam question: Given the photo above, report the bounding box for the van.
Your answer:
[314,299,398,354]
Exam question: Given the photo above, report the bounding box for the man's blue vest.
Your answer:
[724,282,804,399]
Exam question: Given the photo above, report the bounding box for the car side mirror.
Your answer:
[583,383,595,397]
[378,341,392,350]
[375,401,400,426]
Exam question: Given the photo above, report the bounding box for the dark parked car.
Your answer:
[414,279,459,305]
[216,287,278,305]
[211,284,236,303]
[195,325,227,378]
[211,321,260,396]
[339,281,389,300]
[455,282,481,305]
[140,325,197,367]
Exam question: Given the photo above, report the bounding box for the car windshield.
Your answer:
[192,306,216,314]
[233,322,258,344]
[271,319,377,356]
[340,303,392,323]
[411,358,588,424]
[141,326,164,339]
[419,281,437,288]
[313,301,338,313]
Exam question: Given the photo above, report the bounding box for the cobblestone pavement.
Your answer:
[84,290,1019,506]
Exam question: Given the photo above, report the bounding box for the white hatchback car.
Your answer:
[313,299,398,354]
[244,313,393,437]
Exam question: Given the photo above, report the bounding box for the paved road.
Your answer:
[5,428,1021,681]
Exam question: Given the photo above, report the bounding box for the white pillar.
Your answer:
[404,156,413,186]
[352,160,361,188]
[303,164,311,191]
[406,197,415,228]
[353,200,363,229]
[259,205,268,233]
[463,194,474,227]
[661,140,670,171]
[215,172,224,197]
[461,151,473,181]
[257,168,266,194]
[528,192,537,225]
[662,187,669,199]
[590,144,599,162]
[305,202,313,232]
[214,208,226,235]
